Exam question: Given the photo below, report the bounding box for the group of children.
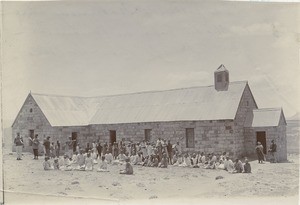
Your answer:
[43,145,251,174]
[43,149,133,175]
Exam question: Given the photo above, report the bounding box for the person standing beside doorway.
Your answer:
[14,133,24,160]
[268,140,277,163]
[255,141,265,163]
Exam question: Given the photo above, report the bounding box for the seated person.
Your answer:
[120,158,133,175]
[133,152,143,165]
[224,156,235,173]
[159,153,168,168]
[43,157,53,170]
[98,156,109,172]
[85,152,93,171]
[151,155,159,167]
[53,158,59,170]
[179,153,191,167]
[243,158,251,173]
[233,158,244,173]
[76,150,86,170]
[191,153,199,168]
[62,154,72,171]
[105,152,113,164]
[142,156,149,166]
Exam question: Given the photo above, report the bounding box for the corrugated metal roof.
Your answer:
[251,108,283,127]
[31,81,248,126]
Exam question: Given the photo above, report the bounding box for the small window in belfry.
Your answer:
[30,108,33,113]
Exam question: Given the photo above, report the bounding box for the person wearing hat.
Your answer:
[268,140,277,163]
[255,141,265,163]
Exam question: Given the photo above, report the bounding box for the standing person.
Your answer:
[268,140,277,163]
[43,136,51,157]
[167,140,173,165]
[14,133,24,160]
[96,142,102,158]
[67,137,74,159]
[55,140,60,157]
[103,142,108,156]
[50,142,55,158]
[31,134,40,159]
[255,142,265,163]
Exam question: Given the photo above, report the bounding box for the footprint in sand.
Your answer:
[58,192,67,195]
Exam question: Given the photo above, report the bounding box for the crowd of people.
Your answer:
[14,133,279,175]
[40,137,252,174]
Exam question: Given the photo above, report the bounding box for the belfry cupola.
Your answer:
[214,64,229,91]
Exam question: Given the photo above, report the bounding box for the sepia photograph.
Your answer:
[1,1,299,205]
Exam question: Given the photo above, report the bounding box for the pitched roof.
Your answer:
[251,108,285,127]
[29,81,248,126]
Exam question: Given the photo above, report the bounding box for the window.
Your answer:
[217,74,222,82]
[29,108,33,113]
[144,129,151,142]
[186,128,195,148]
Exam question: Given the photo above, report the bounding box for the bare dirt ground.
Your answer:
[2,150,299,205]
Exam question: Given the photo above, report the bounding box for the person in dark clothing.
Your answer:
[55,140,60,157]
[243,158,251,173]
[96,142,102,158]
[43,136,51,157]
[268,140,277,163]
[120,158,133,175]
[166,140,173,165]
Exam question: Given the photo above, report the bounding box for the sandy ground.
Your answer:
[2,150,299,205]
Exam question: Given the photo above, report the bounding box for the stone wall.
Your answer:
[12,94,55,153]
[89,120,238,156]
[234,83,258,157]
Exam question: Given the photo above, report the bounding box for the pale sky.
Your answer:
[2,1,300,128]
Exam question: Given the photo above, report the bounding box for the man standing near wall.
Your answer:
[14,133,24,160]
[269,140,277,163]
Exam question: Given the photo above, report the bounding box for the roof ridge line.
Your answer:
[30,80,248,98]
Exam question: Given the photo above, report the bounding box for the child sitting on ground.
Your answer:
[98,156,109,172]
[105,152,113,164]
[151,155,159,167]
[85,152,93,171]
[224,156,234,173]
[62,154,72,171]
[76,150,86,171]
[158,153,168,168]
[43,157,53,170]
[233,158,244,173]
[191,153,199,168]
[120,158,133,175]
[243,158,251,173]
[53,158,59,170]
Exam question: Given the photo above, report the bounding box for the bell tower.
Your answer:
[214,64,229,91]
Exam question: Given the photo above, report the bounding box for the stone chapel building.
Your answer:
[11,65,287,161]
